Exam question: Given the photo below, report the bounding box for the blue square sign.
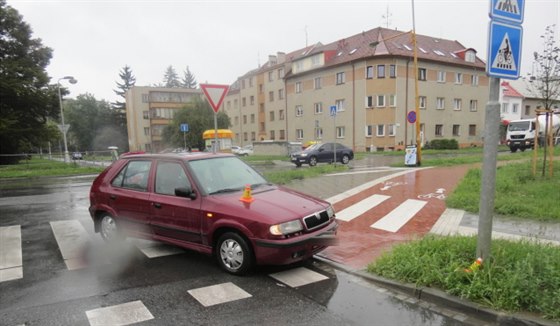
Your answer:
[489,0,524,24]
[487,20,523,79]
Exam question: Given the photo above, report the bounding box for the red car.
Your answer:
[89,152,337,275]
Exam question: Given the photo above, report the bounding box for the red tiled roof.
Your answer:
[501,81,524,98]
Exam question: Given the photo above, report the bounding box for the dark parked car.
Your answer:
[290,142,354,167]
[89,152,337,275]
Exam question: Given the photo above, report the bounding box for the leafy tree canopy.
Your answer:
[162,97,230,151]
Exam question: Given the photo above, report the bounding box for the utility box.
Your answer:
[405,146,417,166]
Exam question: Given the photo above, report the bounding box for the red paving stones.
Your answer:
[318,165,472,270]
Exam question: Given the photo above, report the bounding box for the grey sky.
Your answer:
[7,0,559,103]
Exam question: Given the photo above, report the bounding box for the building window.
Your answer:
[278,89,284,100]
[295,82,302,93]
[336,126,345,138]
[453,98,462,110]
[419,96,427,109]
[243,132,248,141]
[471,75,479,86]
[250,96,254,105]
[336,99,345,111]
[249,77,253,87]
[142,94,149,103]
[501,103,509,113]
[251,132,256,141]
[250,114,255,123]
[259,84,263,93]
[470,100,478,112]
[270,111,275,121]
[278,68,284,79]
[270,130,275,140]
[314,77,322,89]
[469,124,476,136]
[314,102,323,114]
[437,97,445,110]
[452,124,460,136]
[295,105,303,117]
[455,72,463,84]
[243,115,247,124]
[279,109,285,120]
[296,129,303,139]
[377,65,385,78]
[377,95,385,107]
[269,91,274,102]
[465,51,476,63]
[376,124,385,136]
[336,72,345,85]
[268,71,274,82]
[389,94,396,107]
[389,64,396,78]
[437,71,446,83]
[388,124,396,136]
[242,97,246,107]
[366,96,373,108]
[366,125,373,137]
[418,68,427,81]
[143,111,149,119]
[524,105,531,116]
[366,66,374,79]
[512,103,519,114]
[315,127,323,139]
[435,124,444,136]
[279,129,285,140]
[144,127,150,136]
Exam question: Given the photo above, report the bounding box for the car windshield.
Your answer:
[188,156,268,195]
[305,143,321,151]
[508,121,530,132]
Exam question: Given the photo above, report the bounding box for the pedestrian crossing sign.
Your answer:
[489,0,524,24]
[487,20,523,79]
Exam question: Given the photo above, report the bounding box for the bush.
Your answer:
[425,139,459,150]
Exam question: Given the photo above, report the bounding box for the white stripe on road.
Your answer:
[371,199,427,233]
[269,267,329,288]
[50,220,90,270]
[335,194,390,222]
[86,300,154,326]
[133,239,185,258]
[0,225,23,282]
[188,282,252,307]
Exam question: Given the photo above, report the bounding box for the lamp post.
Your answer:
[57,76,77,162]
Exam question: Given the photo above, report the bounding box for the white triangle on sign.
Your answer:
[200,84,229,113]
[491,33,517,71]
[494,0,520,15]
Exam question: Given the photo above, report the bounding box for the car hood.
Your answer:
[202,185,329,224]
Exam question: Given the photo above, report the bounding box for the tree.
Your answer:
[0,0,57,163]
[163,65,181,88]
[162,97,230,150]
[112,65,135,143]
[181,66,198,89]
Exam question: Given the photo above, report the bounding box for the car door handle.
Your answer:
[153,203,162,209]
[110,195,116,200]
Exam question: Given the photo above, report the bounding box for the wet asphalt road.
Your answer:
[0,166,476,325]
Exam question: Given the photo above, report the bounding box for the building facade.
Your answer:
[125,86,202,152]
[223,27,489,152]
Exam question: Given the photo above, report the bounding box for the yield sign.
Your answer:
[200,84,229,113]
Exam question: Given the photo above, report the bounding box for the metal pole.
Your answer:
[333,112,337,165]
[213,113,218,154]
[57,82,70,163]
[476,77,501,260]
[411,0,421,165]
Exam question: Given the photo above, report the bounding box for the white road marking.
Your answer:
[50,220,90,270]
[335,194,390,222]
[86,300,154,326]
[269,267,329,288]
[188,282,252,307]
[133,239,184,258]
[0,225,23,282]
[371,199,427,233]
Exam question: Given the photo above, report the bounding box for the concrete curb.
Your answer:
[314,255,559,326]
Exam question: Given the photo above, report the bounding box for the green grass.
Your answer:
[446,160,560,221]
[368,235,560,322]
[0,158,105,178]
[263,164,348,184]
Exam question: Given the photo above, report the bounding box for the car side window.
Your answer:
[155,161,190,196]
[112,160,152,191]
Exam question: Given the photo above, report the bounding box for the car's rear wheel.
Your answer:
[309,156,318,166]
[216,232,253,275]
[99,214,122,242]
[341,154,350,164]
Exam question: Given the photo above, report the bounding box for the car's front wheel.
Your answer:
[216,232,254,275]
[341,154,350,164]
[99,214,122,242]
[309,156,318,166]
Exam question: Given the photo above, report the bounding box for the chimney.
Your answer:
[277,52,286,64]
[268,55,277,66]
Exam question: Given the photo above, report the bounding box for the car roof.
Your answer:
[120,152,235,162]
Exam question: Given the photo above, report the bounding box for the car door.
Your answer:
[149,160,203,244]
[317,143,333,163]
[107,159,153,237]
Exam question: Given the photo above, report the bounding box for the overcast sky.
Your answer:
[7,0,560,103]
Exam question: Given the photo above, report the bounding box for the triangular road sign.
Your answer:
[200,84,230,113]
[491,32,517,71]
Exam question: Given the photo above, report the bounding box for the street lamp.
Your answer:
[57,76,78,162]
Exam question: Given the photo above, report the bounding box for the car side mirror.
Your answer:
[175,186,197,200]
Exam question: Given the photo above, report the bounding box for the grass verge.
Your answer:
[368,235,560,322]
[446,160,560,221]
[263,164,348,184]
[0,159,105,178]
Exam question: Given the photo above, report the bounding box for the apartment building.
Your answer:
[125,86,202,152]
[224,27,489,152]
[499,81,524,122]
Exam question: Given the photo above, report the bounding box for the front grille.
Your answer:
[303,210,330,230]
[511,135,525,140]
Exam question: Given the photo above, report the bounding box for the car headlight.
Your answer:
[270,220,303,235]
[326,205,335,219]
[300,153,308,157]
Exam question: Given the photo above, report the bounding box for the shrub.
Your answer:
[426,139,459,150]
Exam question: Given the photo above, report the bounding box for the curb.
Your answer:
[314,255,558,326]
